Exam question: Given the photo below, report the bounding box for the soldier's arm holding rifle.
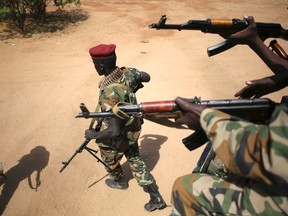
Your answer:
[173,98,205,131]
[149,15,288,57]
[219,16,288,99]
[173,71,288,150]
[220,16,288,75]
[84,118,121,140]
[171,95,288,216]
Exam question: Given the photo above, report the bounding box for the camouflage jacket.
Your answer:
[200,105,288,190]
[96,67,143,148]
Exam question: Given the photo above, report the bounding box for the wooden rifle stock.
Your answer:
[269,39,288,60]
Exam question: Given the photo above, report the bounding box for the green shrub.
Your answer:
[0,0,81,32]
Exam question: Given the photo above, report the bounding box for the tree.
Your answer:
[0,0,81,32]
[1,0,27,31]
[23,0,49,23]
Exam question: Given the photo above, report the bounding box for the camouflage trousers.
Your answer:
[170,173,288,216]
[99,143,154,187]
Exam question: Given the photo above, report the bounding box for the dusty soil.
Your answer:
[0,1,287,215]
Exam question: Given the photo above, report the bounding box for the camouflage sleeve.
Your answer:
[128,67,142,80]
[200,105,288,186]
[125,67,142,92]
[99,85,129,112]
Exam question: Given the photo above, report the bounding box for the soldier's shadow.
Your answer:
[122,134,168,181]
[0,146,50,215]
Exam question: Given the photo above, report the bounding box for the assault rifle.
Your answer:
[75,97,287,151]
[149,15,288,57]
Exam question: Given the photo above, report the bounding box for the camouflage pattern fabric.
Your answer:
[99,144,154,186]
[171,105,288,215]
[96,67,154,186]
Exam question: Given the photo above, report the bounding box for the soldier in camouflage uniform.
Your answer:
[84,44,166,212]
[171,96,288,215]
[170,16,288,215]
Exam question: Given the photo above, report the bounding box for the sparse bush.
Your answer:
[0,0,81,32]
[24,0,48,23]
[0,0,27,31]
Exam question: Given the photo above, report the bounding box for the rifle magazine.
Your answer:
[182,129,209,151]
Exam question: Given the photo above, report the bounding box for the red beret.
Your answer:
[89,44,116,59]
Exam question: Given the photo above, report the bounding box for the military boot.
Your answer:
[105,178,128,190]
[144,183,166,212]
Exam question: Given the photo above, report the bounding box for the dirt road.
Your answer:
[0,1,287,215]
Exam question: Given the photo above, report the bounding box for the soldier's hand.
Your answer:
[220,16,258,46]
[174,97,206,130]
[127,115,142,132]
[235,75,286,99]
[85,129,99,140]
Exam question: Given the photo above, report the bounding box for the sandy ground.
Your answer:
[0,0,287,215]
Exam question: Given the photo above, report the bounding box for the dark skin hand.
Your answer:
[85,117,121,140]
[220,16,258,46]
[235,72,288,99]
[174,97,206,130]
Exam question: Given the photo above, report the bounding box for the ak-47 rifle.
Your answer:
[149,15,288,57]
[75,97,287,151]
